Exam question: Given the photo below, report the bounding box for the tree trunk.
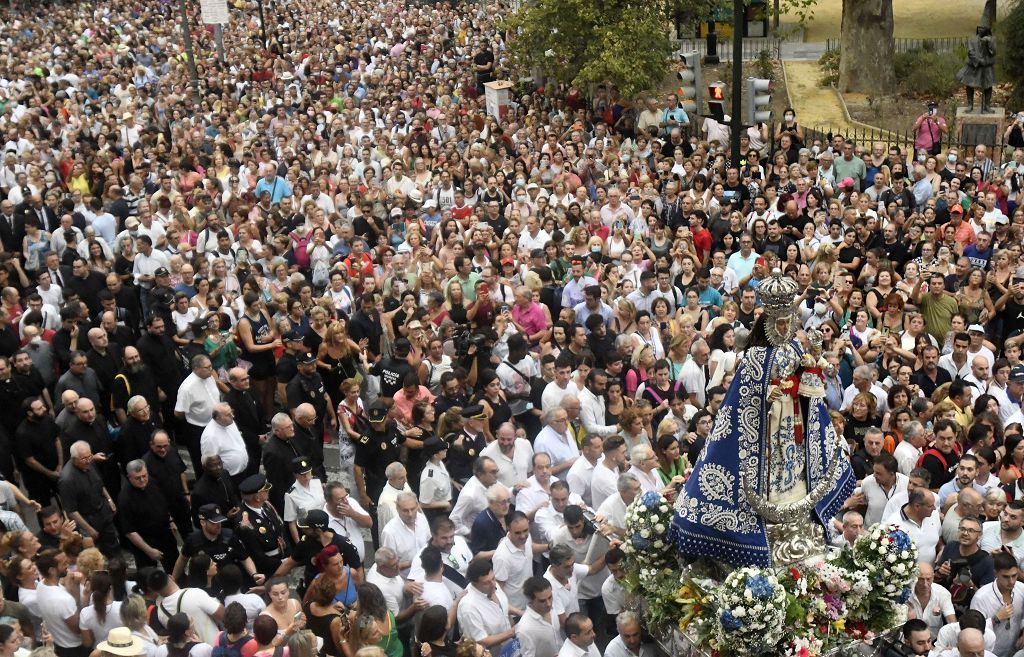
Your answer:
[838,0,895,94]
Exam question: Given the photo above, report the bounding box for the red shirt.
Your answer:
[691,227,712,263]
[344,252,374,279]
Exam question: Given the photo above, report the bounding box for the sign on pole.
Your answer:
[199,0,229,25]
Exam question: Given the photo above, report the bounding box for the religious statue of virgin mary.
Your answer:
[669,271,855,568]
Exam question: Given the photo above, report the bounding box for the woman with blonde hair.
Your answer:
[318,321,362,408]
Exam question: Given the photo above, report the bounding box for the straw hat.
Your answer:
[97,628,146,657]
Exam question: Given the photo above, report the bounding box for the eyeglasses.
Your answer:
[959,527,981,534]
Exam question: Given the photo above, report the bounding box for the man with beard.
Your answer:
[12,349,51,413]
[14,397,62,505]
[119,459,178,573]
[63,398,119,500]
[85,328,121,415]
[58,440,118,555]
[111,346,162,426]
[225,367,265,480]
[191,455,242,527]
[142,429,192,539]
[117,396,158,469]
[137,315,182,429]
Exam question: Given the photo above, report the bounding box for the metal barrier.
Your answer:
[669,37,782,62]
[824,36,968,55]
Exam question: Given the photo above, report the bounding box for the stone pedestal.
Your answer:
[957,107,1006,160]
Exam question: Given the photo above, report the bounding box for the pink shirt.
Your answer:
[393,386,436,425]
[512,302,547,337]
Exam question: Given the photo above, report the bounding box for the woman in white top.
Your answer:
[155,614,213,657]
[707,324,739,389]
[80,572,124,648]
[419,439,453,519]
[631,311,665,361]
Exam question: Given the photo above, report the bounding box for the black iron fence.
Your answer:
[669,37,782,62]
[824,36,968,55]
[802,123,1015,161]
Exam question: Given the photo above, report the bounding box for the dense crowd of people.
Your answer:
[0,1,1018,657]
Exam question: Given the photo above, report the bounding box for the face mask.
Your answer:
[621,154,631,162]
[517,195,527,203]
[948,154,958,163]
[785,114,794,122]
[591,246,601,254]
[917,155,926,162]
[814,302,827,316]
[812,146,820,156]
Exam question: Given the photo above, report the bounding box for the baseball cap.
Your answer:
[298,352,316,365]
[968,324,986,334]
[1010,364,1024,383]
[840,177,855,188]
[501,258,515,266]
[950,204,964,214]
[390,207,403,218]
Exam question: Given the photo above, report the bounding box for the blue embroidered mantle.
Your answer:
[669,342,855,567]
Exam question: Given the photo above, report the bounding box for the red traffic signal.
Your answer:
[707,84,725,101]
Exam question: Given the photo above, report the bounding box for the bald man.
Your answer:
[225,366,265,479]
[86,326,122,413]
[957,627,994,657]
[292,402,325,479]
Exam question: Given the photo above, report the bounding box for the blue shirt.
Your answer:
[698,287,723,319]
[254,176,293,204]
[963,243,993,270]
[662,107,690,135]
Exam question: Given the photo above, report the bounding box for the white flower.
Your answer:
[733,607,746,617]
[640,529,650,538]
[654,523,665,534]
[660,505,669,513]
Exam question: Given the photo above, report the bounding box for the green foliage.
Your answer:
[892,47,964,99]
[774,0,819,25]
[504,0,674,97]
[997,0,1024,108]
[754,48,775,81]
[818,48,840,86]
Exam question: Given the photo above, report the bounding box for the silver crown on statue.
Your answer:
[759,269,799,311]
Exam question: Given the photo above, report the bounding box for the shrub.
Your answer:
[818,49,840,87]
[892,47,964,99]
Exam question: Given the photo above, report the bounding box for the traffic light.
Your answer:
[746,77,773,125]
[706,81,726,121]
[676,51,702,115]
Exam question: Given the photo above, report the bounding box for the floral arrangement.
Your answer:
[622,491,674,567]
[712,568,789,654]
[623,523,917,657]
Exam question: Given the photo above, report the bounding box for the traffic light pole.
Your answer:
[730,0,744,165]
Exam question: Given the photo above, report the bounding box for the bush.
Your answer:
[892,47,964,99]
[818,49,840,87]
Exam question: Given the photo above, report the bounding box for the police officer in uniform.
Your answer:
[237,474,288,578]
[285,353,337,459]
[284,456,325,543]
[173,504,263,585]
[275,331,305,402]
[274,509,363,590]
[354,400,401,545]
[446,405,488,490]
[419,437,452,523]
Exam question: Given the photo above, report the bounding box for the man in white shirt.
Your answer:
[534,407,580,477]
[408,516,474,588]
[909,562,956,640]
[566,435,603,507]
[365,546,412,618]
[35,551,83,655]
[496,336,540,425]
[980,501,1024,568]
[380,492,430,570]
[493,511,545,610]
[450,457,499,536]
[481,422,533,489]
[678,340,711,407]
[150,568,224,643]
[536,481,588,545]
[596,474,641,538]
[558,613,600,657]
[885,488,941,565]
[517,577,564,657]
[175,354,221,474]
[605,611,655,657]
[457,559,515,655]
[969,552,1024,657]
[201,403,248,478]
[933,612,998,654]
[894,422,928,476]
[591,436,627,510]
[377,463,414,531]
[517,452,555,516]
[541,359,576,413]
[544,543,597,616]
[861,453,908,527]
[323,483,373,563]
[840,365,888,414]
[578,371,619,439]
[626,444,661,495]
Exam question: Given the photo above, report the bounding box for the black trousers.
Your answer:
[179,420,205,473]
